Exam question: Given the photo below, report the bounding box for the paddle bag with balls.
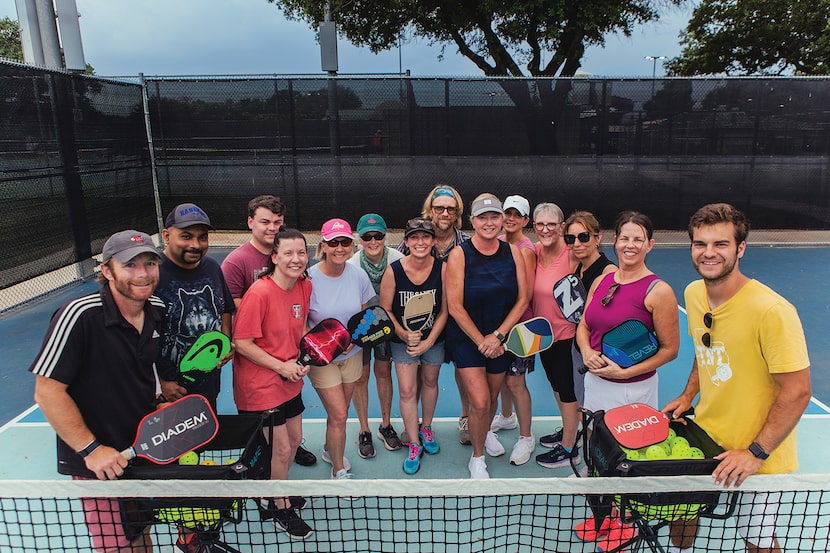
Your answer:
[581,405,725,525]
[120,411,274,538]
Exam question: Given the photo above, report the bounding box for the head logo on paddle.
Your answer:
[347,306,394,347]
[179,331,231,384]
[553,274,587,324]
[504,317,554,357]
[121,394,219,464]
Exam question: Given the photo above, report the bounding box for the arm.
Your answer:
[713,368,812,487]
[235,337,308,381]
[34,375,128,480]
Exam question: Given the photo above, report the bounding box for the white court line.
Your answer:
[0,404,40,434]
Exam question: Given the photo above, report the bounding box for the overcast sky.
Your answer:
[1,0,693,77]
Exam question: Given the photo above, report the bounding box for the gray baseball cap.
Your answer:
[164,203,214,229]
[102,230,161,263]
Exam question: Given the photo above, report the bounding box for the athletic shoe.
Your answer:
[294,443,317,466]
[175,527,219,553]
[403,442,423,474]
[358,431,376,458]
[596,519,637,552]
[331,468,352,480]
[539,428,563,448]
[321,448,351,471]
[458,416,471,445]
[535,444,580,468]
[258,497,307,520]
[419,425,440,455]
[509,434,536,466]
[273,508,314,540]
[468,454,490,479]
[574,515,612,541]
[484,431,505,457]
[490,413,518,432]
[377,424,403,451]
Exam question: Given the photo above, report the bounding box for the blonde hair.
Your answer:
[421,184,464,229]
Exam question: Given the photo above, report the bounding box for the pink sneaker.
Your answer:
[596,518,637,552]
[573,515,611,541]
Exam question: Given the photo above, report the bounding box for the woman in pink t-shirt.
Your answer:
[233,227,314,540]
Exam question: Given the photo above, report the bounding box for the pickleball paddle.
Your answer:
[347,306,394,347]
[602,402,670,449]
[553,274,588,324]
[403,292,435,332]
[121,394,218,464]
[578,319,659,374]
[179,330,232,384]
[298,318,351,366]
[503,317,554,357]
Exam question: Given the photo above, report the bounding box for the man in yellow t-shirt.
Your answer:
[663,203,811,553]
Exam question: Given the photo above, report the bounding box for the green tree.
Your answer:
[1,17,23,61]
[268,0,679,77]
[666,0,830,76]
[267,0,682,153]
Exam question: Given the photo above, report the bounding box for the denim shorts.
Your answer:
[390,341,445,366]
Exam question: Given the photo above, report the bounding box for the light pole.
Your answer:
[644,55,666,98]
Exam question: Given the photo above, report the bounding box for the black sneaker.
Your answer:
[377,424,403,451]
[273,508,313,540]
[536,444,580,468]
[259,497,307,519]
[358,431,376,458]
[539,428,564,448]
[294,444,317,466]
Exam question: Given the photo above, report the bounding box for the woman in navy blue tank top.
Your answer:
[445,194,531,479]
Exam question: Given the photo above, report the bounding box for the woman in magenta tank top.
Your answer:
[576,211,680,414]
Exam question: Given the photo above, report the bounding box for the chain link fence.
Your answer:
[2,62,830,310]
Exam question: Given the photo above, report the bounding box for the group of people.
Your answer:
[28,185,811,552]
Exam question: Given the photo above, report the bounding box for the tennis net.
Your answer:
[1,474,828,552]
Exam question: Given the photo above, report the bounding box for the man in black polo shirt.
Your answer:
[29,230,166,553]
[155,203,235,411]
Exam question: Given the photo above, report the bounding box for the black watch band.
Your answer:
[493,330,506,344]
[749,441,769,460]
[77,439,101,459]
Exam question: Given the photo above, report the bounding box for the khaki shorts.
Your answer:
[307,352,363,389]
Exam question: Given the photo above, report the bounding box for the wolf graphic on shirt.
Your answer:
[163,285,222,368]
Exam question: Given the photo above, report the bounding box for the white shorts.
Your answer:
[735,491,781,549]
[582,371,658,413]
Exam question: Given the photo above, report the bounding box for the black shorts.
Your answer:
[238,392,304,427]
[538,338,577,403]
[362,341,391,364]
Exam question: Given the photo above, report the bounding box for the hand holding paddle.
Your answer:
[578,319,659,374]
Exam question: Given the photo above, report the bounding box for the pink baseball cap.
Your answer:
[321,218,353,241]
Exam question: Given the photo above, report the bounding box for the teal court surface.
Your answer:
[1,247,829,552]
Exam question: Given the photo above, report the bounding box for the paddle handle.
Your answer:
[120,447,137,461]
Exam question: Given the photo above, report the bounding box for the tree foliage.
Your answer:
[666,0,830,76]
[1,17,23,61]
[267,0,680,77]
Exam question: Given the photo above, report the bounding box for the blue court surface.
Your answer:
[1,247,829,482]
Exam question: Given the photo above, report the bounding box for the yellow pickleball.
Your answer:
[178,451,199,465]
[200,459,217,466]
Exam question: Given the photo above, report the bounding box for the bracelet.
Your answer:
[77,439,101,459]
[493,330,507,344]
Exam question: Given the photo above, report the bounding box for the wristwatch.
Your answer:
[493,330,507,344]
[748,441,769,460]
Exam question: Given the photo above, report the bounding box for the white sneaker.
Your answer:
[468,455,490,479]
[322,449,351,471]
[485,431,505,457]
[490,413,518,432]
[509,434,536,466]
[331,468,352,479]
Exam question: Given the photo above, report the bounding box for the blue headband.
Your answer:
[432,187,456,200]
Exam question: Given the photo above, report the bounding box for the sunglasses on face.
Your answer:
[360,233,385,242]
[702,312,714,347]
[601,283,620,307]
[564,232,594,245]
[432,205,458,215]
[325,238,353,248]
